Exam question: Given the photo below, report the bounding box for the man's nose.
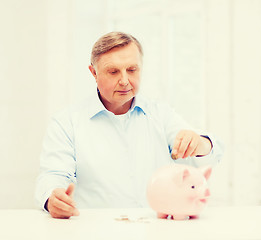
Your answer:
[119,73,129,86]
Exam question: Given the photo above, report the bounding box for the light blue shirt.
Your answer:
[35,93,223,210]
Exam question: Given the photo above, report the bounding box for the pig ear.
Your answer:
[201,166,212,181]
[174,169,190,185]
[182,169,190,181]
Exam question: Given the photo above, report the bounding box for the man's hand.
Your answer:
[171,130,212,160]
[46,183,80,219]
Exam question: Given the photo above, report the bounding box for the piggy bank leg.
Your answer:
[157,212,168,219]
[173,215,189,220]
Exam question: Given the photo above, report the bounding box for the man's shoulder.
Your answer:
[51,94,100,122]
[136,94,175,115]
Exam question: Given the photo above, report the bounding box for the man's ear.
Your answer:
[89,65,97,79]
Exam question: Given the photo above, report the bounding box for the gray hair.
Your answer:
[91,32,143,66]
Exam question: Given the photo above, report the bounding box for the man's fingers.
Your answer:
[190,145,199,157]
[172,130,202,159]
[51,205,73,218]
[55,183,76,206]
[172,132,183,159]
[52,196,76,213]
[48,185,80,219]
[55,190,76,207]
[53,203,80,217]
[48,194,79,219]
[178,135,191,158]
[183,138,198,158]
[65,183,75,197]
[172,130,212,159]
[50,204,79,219]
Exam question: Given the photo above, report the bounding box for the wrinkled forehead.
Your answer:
[95,43,143,69]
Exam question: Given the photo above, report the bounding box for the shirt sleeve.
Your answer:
[34,110,77,211]
[160,102,224,167]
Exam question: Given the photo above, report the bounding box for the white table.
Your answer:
[0,206,260,240]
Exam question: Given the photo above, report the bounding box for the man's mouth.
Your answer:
[116,90,131,94]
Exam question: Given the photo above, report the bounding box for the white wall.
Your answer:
[205,0,261,205]
[0,0,48,208]
[0,0,260,209]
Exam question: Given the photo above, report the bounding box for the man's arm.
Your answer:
[158,102,223,166]
[35,110,78,218]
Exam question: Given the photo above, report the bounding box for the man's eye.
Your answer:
[109,70,118,74]
[128,68,136,73]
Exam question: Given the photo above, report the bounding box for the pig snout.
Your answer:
[198,188,210,204]
[205,188,210,197]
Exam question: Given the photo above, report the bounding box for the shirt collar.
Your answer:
[88,91,147,119]
[87,91,107,119]
[130,94,147,115]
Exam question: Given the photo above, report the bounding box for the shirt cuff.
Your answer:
[193,133,223,167]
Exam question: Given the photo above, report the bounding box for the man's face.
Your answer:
[90,43,142,113]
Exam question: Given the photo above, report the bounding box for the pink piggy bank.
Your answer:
[147,163,212,220]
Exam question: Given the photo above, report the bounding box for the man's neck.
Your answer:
[98,93,134,115]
